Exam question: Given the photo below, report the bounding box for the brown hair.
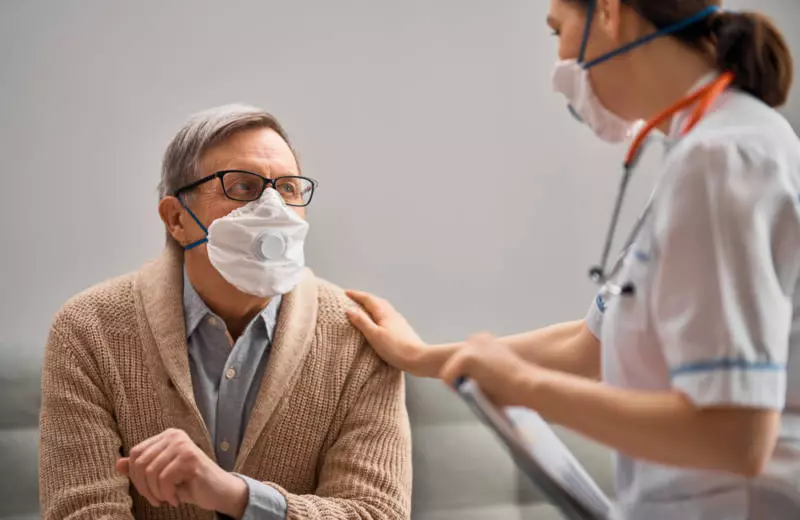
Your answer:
[569,0,794,107]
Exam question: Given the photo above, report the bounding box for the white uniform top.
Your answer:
[586,75,800,520]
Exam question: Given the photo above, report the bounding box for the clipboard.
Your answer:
[454,378,615,520]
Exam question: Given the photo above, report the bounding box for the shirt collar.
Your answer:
[183,269,208,338]
[182,268,282,341]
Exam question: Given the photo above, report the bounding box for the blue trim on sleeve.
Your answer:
[595,294,607,314]
[670,358,786,378]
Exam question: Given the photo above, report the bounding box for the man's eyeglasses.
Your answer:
[174,170,318,207]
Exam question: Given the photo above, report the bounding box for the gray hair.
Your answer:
[158,103,294,199]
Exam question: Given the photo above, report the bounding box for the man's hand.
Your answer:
[115,428,248,518]
[439,332,544,408]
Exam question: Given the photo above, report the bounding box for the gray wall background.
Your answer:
[0,1,797,519]
[0,0,797,350]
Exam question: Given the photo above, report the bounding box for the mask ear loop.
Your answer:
[178,195,209,250]
[582,5,720,70]
[578,0,596,65]
[567,0,596,125]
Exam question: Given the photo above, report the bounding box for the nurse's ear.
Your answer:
[595,0,624,44]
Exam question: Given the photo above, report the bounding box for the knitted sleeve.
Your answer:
[268,353,412,520]
[39,323,134,519]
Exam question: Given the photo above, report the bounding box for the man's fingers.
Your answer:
[138,437,170,504]
[146,443,181,507]
[116,458,130,476]
[130,437,169,506]
[175,482,192,505]
[161,457,192,506]
[155,452,185,507]
[129,432,166,460]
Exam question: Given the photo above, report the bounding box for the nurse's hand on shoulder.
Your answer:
[440,333,541,409]
[345,289,426,373]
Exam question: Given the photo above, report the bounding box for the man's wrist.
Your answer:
[214,472,249,519]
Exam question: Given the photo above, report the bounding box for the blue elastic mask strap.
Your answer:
[582,5,719,70]
[578,0,597,64]
[179,196,209,251]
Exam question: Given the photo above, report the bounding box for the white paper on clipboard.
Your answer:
[455,379,615,520]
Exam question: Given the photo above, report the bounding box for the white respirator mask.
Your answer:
[182,188,309,298]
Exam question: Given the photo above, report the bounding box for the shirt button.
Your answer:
[225,367,236,380]
[220,440,230,452]
[207,316,219,328]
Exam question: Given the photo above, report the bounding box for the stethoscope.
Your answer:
[589,71,735,299]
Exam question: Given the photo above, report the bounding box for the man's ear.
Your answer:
[158,196,189,245]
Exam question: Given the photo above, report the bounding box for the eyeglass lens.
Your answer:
[221,171,314,206]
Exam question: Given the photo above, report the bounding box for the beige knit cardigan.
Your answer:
[39,245,412,519]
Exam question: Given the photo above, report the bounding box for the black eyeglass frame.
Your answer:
[173,170,318,207]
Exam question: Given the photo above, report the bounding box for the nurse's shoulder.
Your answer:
[701,89,799,162]
[658,89,800,216]
[649,88,800,292]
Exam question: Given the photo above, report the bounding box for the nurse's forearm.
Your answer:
[501,320,600,379]
[524,369,780,477]
[419,320,599,379]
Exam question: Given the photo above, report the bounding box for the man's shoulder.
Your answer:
[312,275,356,317]
[306,274,394,372]
[51,271,141,341]
[310,274,363,338]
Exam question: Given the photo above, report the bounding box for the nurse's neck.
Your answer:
[627,37,718,134]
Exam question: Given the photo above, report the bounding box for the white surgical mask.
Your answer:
[552,59,639,144]
[199,189,309,298]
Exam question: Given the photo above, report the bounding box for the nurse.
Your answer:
[346,1,800,518]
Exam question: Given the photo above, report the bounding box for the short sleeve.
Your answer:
[585,294,606,339]
[650,140,800,409]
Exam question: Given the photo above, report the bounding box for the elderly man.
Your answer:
[39,104,412,520]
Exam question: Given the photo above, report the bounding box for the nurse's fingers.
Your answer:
[345,290,394,323]
[439,344,479,388]
[466,332,495,348]
[440,333,499,386]
[345,306,380,336]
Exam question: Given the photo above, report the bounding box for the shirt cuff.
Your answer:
[670,360,787,409]
[234,474,288,520]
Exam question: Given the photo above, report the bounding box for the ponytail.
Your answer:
[711,11,793,108]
